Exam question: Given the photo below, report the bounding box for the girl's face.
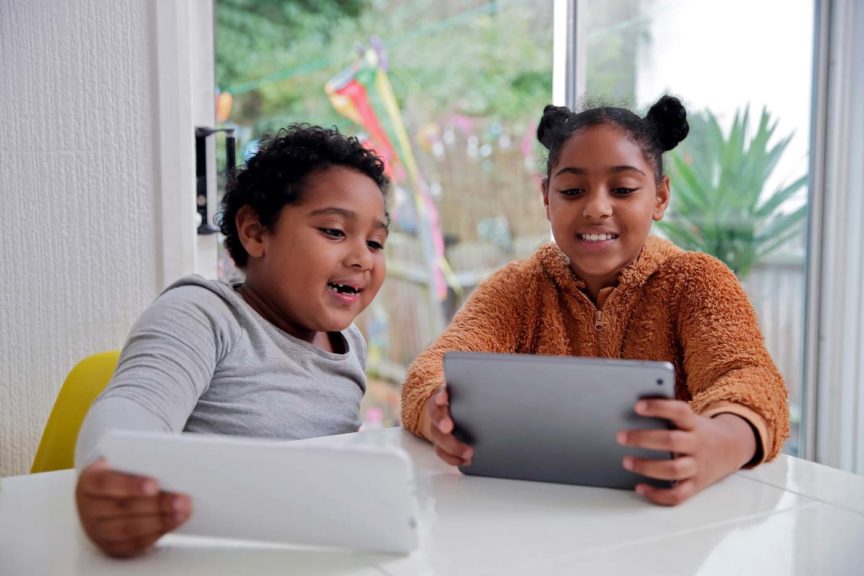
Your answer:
[542,124,670,298]
[238,165,388,343]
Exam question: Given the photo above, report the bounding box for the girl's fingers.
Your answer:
[617,429,697,454]
[435,446,470,467]
[634,399,698,431]
[624,455,697,481]
[429,425,473,462]
[635,479,698,506]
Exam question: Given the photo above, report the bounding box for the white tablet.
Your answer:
[444,352,676,490]
[98,430,420,554]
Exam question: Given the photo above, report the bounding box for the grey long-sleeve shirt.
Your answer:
[75,275,367,469]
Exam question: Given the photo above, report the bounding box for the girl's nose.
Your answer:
[582,192,612,220]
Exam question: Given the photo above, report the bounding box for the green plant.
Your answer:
[657,106,807,279]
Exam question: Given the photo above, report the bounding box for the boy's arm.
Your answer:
[677,254,789,465]
[401,265,531,437]
[75,287,228,469]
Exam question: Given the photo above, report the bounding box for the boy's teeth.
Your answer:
[328,282,358,294]
[580,233,616,242]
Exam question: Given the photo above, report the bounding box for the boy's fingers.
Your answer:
[94,514,177,543]
[80,465,158,499]
[84,492,190,520]
[101,533,165,559]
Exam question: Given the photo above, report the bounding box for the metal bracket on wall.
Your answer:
[195,126,236,235]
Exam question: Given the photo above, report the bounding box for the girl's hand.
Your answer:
[617,399,757,506]
[421,386,474,467]
[75,459,192,558]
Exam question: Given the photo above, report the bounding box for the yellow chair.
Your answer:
[31,351,120,473]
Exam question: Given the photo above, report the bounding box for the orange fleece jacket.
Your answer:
[401,236,789,464]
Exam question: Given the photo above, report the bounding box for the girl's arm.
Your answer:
[618,254,789,506]
[676,253,789,464]
[401,263,533,438]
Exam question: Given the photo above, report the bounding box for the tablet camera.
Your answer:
[656,378,664,386]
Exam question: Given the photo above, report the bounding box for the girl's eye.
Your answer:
[560,188,584,197]
[367,240,385,251]
[320,228,345,238]
[612,187,638,196]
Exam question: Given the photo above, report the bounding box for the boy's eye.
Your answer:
[367,240,385,251]
[612,187,638,196]
[320,228,345,238]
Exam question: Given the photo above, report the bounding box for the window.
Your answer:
[215,0,555,427]
[577,0,814,455]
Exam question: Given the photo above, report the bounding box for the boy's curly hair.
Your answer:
[217,124,389,268]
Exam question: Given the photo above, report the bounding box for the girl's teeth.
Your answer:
[581,233,616,242]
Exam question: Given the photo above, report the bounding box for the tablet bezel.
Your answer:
[444,352,676,490]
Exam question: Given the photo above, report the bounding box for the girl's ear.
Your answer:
[236,205,267,259]
[653,176,671,221]
[541,177,551,222]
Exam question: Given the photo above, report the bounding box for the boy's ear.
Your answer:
[653,176,671,221]
[541,178,551,221]
[236,205,267,259]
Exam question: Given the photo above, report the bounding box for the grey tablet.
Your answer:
[444,352,675,490]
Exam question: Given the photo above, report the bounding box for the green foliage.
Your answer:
[657,106,807,279]
[215,1,561,135]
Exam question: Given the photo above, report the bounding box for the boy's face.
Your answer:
[239,165,388,341]
[542,124,669,296]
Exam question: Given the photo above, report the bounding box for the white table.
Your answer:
[2,428,863,575]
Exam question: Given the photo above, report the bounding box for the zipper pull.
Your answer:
[594,310,603,331]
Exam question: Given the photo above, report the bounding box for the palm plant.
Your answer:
[657,106,807,279]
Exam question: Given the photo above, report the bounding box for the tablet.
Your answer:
[444,352,675,490]
[98,430,420,554]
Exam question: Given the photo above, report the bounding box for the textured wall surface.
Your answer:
[1,0,160,476]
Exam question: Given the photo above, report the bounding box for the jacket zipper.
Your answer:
[594,310,603,331]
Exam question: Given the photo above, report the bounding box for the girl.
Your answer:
[75,124,390,557]
[401,96,789,506]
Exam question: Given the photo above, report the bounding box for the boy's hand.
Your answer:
[75,459,192,558]
[422,386,474,467]
[617,399,757,506]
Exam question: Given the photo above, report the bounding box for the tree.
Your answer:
[657,106,807,279]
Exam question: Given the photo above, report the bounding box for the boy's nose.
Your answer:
[346,242,374,270]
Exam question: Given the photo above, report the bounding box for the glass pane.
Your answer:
[214,0,554,428]
[582,0,814,455]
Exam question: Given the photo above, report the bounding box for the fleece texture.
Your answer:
[401,236,789,464]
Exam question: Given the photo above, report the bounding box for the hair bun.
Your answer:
[537,105,573,150]
[645,95,689,152]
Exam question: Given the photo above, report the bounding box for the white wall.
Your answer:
[0,0,205,476]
